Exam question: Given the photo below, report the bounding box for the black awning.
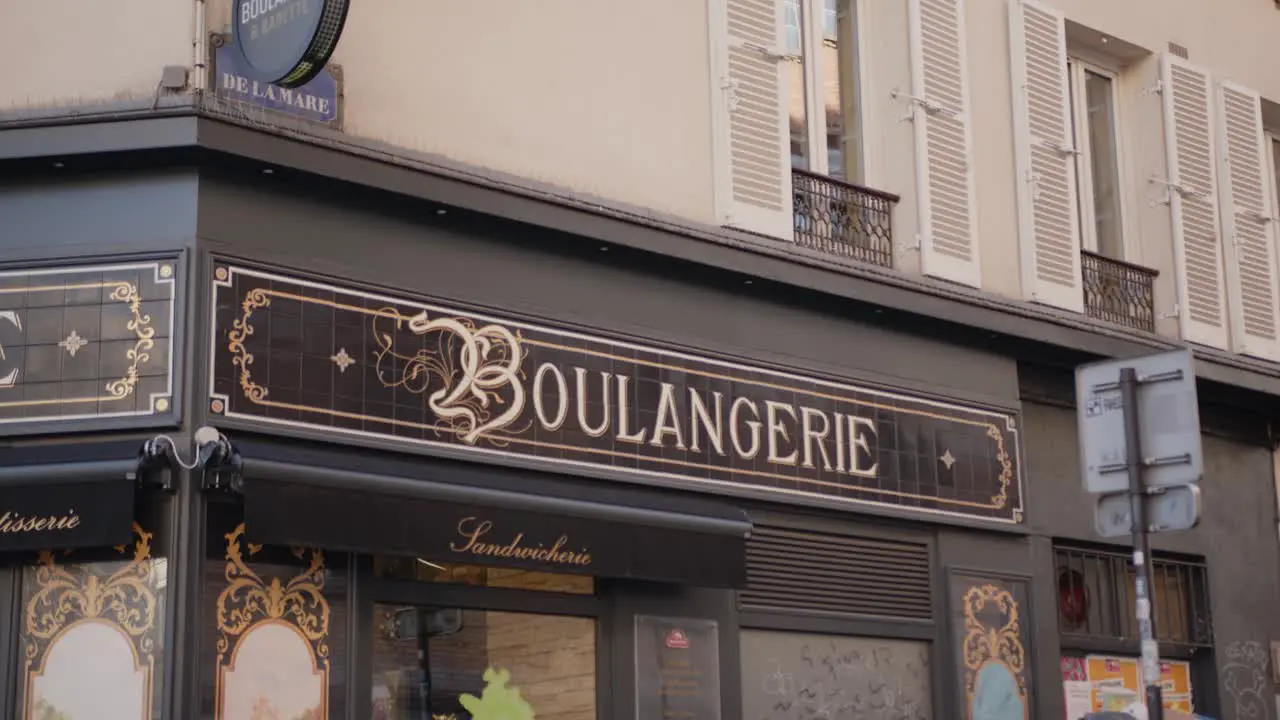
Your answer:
[236,439,752,589]
[0,442,141,552]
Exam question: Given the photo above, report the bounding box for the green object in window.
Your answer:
[459,667,536,720]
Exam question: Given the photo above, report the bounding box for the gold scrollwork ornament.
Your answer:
[227,288,272,404]
[102,282,157,400]
[985,424,1015,509]
[22,523,159,717]
[962,583,1027,699]
[215,523,331,666]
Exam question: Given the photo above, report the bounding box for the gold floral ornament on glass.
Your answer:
[962,583,1028,720]
[20,523,160,720]
[215,523,332,720]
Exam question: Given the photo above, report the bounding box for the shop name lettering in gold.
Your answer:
[0,509,81,534]
[450,517,592,567]
[531,363,879,478]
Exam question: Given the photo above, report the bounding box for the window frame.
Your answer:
[787,0,868,182]
[355,558,610,720]
[1264,131,1280,223]
[1067,57,1132,260]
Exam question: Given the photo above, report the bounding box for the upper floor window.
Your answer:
[785,0,860,181]
[1269,133,1280,215]
[1068,59,1126,260]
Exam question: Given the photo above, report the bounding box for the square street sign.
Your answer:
[1076,349,1203,495]
[1095,485,1201,538]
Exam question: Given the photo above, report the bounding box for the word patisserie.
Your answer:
[0,508,81,534]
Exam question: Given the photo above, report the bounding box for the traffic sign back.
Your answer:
[1075,349,1203,495]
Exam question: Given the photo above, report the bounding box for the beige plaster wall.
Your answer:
[204,0,716,224]
[0,0,192,108]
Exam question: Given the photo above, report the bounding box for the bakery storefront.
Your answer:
[0,149,1034,720]
[196,261,1029,720]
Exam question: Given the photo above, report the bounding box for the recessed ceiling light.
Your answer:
[744,279,753,285]
[436,209,447,215]
[262,168,274,175]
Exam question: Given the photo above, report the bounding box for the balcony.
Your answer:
[1081,250,1158,333]
[792,169,897,268]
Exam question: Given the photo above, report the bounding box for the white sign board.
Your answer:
[1095,485,1201,538]
[1076,349,1203,495]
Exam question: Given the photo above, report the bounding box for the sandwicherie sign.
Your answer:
[232,0,350,88]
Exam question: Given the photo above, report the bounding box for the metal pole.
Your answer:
[1121,366,1164,720]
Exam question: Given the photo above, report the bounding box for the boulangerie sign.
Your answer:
[209,263,1025,523]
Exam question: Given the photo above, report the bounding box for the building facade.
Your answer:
[1,1,1280,719]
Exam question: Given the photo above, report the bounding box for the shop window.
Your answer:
[15,523,167,720]
[373,556,594,595]
[370,605,596,720]
[198,517,349,720]
[740,630,933,720]
[1054,545,1213,649]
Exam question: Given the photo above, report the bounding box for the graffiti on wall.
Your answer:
[1223,641,1271,720]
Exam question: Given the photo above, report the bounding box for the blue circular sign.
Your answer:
[232,0,349,89]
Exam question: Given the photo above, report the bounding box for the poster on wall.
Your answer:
[1158,661,1194,712]
[1078,655,1194,714]
[635,616,721,720]
[1062,657,1091,720]
[1086,655,1142,710]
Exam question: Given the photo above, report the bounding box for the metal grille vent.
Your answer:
[740,526,933,620]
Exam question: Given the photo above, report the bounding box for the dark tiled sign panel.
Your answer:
[210,264,1024,523]
[0,261,177,427]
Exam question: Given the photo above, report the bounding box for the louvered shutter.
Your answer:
[907,0,981,287]
[1008,0,1082,312]
[1160,54,1230,349]
[709,0,794,240]
[740,526,934,620]
[1215,81,1280,360]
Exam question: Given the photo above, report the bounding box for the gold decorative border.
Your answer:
[0,262,175,415]
[214,523,330,720]
[21,523,158,720]
[962,584,1028,719]
[211,265,1023,519]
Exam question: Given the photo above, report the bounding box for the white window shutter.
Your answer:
[1215,81,1280,360]
[1007,0,1082,312]
[907,0,981,287]
[1160,54,1230,349]
[709,0,794,240]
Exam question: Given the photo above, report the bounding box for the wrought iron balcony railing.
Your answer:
[1081,250,1158,332]
[792,169,897,268]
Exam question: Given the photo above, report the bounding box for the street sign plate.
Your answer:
[1076,349,1203,495]
[1094,485,1202,538]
